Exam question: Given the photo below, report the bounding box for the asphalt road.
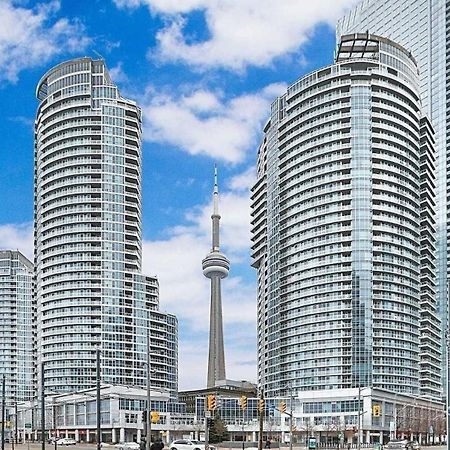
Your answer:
[3,445,447,450]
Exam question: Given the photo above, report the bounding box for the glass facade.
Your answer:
[251,35,435,398]
[0,250,34,402]
[35,58,178,397]
[337,0,443,398]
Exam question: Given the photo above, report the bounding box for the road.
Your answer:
[2,445,447,450]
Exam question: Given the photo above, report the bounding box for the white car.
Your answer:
[115,443,140,450]
[170,440,216,450]
[56,438,77,446]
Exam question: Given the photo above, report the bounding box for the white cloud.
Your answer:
[114,0,360,71]
[142,83,286,163]
[0,0,90,82]
[227,166,255,192]
[109,62,129,85]
[0,223,33,260]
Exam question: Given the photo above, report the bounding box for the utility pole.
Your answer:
[52,401,57,450]
[289,386,293,450]
[358,386,361,450]
[258,389,264,450]
[446,328,449,450]
[1,375,5,450]
[96,348,101,450]
[146,331,151,450]
[14,401,18,445]
[41,363,45,450]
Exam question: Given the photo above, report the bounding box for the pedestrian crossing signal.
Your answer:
[150,411,160,423]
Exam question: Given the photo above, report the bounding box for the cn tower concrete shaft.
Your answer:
[202,166,230,388]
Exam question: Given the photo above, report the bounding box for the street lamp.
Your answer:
[446,328,450,450]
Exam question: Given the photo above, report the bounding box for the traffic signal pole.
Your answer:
[258,390,264,450]
[204,415,209,450]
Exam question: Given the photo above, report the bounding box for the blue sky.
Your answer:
[0,0,360,389]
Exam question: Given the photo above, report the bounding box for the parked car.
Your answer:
[386,440,415,450]
[115,443,141,450]
[386,439,409,450]
[169,440,216,450]
[56,438,77,446]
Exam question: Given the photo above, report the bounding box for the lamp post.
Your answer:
[41,363,45,450]
[96,348,101,450]
[288,385,293,450]
[1,374,5,450]
[446,329,449,450]
[146,331,155,450]
[357,387,361,450]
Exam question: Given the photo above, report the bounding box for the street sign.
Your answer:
[25,423,32,429]
[338,433,344,440]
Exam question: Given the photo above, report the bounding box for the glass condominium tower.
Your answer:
[34,58,178,396]
[0,250,34,402]
[251,34,439,398]
[337,0,445,398]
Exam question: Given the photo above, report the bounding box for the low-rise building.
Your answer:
[14,386,445,446]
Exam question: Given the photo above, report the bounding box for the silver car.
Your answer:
[170,440,216,450]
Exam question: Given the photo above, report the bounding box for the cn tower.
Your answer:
[202,166,230,388]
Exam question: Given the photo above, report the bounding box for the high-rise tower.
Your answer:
[0,250,34,402]
[252,34,438,398]
[337,0,444,399]
[202,167,229,388]
[34,57,178,396]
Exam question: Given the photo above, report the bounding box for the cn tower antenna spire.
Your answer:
[202,164,230,387]
[213,164,219,215]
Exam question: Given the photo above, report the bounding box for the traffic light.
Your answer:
[258,399,265,413]
[372,405,381,417]
[206,418,214,428]
[279,401,287,413]
[239,395,248,410]
[150,411,160,423]
[142,410,147,423]
[207,394,216,411]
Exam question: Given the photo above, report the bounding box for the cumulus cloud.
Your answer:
[114,0,360,71]
[109,62,129,85]
[0,0,90,83]
[0,223,34,260]
[227,166,255,192]
[142,83,286,163]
